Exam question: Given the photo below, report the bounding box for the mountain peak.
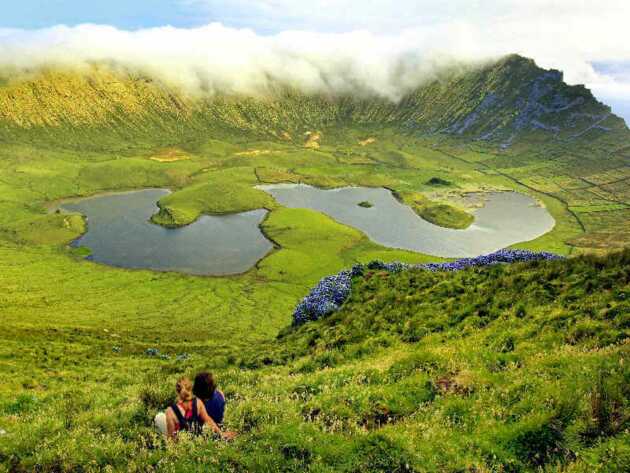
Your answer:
[496,53,540,69]
[423,53,626,146]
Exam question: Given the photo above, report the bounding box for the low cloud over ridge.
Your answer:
[0,24,473,100]
[0,17,628,104]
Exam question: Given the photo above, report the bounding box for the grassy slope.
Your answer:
[0,55,628,471]
[1,251,628,472]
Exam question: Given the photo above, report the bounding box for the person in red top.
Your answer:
[155,377,236,441]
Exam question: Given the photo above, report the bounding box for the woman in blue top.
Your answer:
[193,372,226,425]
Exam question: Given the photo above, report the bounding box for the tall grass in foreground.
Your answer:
[1,251,628,472]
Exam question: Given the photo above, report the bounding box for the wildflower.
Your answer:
[292,249,562,325]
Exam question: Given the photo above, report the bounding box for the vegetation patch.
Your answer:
[420,203,474,229]
[150,168,278,227]
[149,147,191,163]
[304,131,322,149]
[358,137,377,146]
[291,249,562,325]
[255,167,301,184]
[395,190,474,229]
[235,149,272,157]
[426,176,452,186]
[0,58,629,471]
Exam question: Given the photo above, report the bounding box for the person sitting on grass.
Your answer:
[154,377,234,441]
[193,372,225,426]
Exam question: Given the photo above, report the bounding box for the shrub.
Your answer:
[565,320,606,345]
[581,365,629,441]
[426,177,451,186]
[2,394,39,415]
[387,352,444,381]
[359,381,434,429]
[293,249,562,325]
[232,401,287,433]
[515,304,527,318]
[295,351,342,373]
[504,401,577,467]
[400,320,430,342]
[139,383,173,411]
[441,398,473,429]
[489,333,516,353]
[346,433,416,472]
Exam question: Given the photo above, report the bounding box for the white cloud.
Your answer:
[0,24,485,100]
[0,1,629,104]
[185,0,630,92]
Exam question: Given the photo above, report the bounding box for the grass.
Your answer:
[393,190,475,230]
[0,130,627,470]
[1,249,628,472]
[151,167,278,227]
[0,61,628,471]
[418,204,474,230]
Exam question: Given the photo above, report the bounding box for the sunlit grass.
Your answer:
[0,64,629,471]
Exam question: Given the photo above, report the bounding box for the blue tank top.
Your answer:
[203,390,225,425]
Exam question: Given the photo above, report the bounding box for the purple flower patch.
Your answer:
[292,249,562,325]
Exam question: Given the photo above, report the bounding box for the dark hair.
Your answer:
[193,372,217,400]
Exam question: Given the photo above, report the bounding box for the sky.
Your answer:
[1,1,629,123]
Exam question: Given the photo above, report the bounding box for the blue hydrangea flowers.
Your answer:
[293,249,562,325]
[293,271,353,325]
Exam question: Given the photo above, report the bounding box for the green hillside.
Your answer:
[0,55,628,249]
[1,251,628,471]
[1,55,625,143]
[0,54,629,472]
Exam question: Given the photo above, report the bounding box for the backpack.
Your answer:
[170,397,203,435]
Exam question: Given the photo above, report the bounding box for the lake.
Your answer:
[60,185,555,275]
[258,184,555,257]
[60,189,273,276]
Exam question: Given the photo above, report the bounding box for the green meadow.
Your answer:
[0,57,629,471]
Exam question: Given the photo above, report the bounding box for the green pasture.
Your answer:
[0,60,629,470]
